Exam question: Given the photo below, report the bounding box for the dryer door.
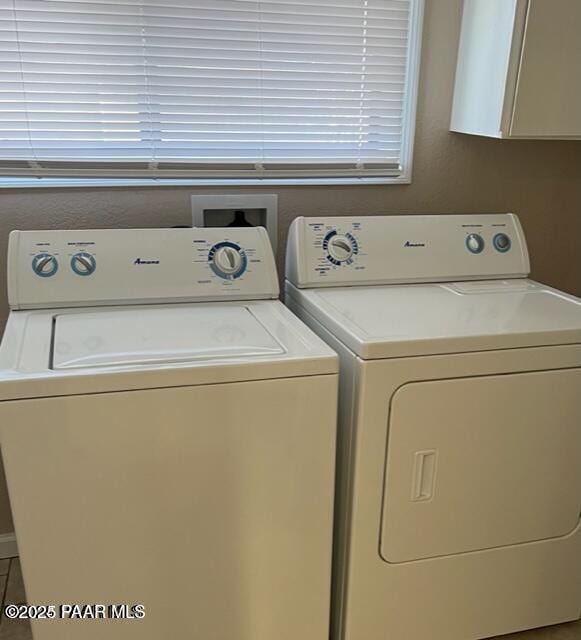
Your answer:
[380,368,581,563]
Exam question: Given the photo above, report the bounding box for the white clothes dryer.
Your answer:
[285,213,581,640]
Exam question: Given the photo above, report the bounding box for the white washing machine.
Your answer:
[285,214,581,640]
[0,227,338,640]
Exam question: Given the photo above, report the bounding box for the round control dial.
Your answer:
[466,233,485,254]
[328,236,354,261]
[208,242,248,280]
[32,253,58,278]
[493,233,511,253]
[323,231,359,266]
[71,252,97,276]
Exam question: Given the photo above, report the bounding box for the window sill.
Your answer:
[0,175,411,189]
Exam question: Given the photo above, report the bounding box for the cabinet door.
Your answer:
[510,0,581,138]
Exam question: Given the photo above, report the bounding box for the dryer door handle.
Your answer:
[411,450,437,502]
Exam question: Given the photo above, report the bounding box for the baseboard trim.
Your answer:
[0,533,18,559]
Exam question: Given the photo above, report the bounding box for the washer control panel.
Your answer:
[286,214,530,288]
[9,228,278,310]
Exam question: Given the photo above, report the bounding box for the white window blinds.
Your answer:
[0,0,422,180]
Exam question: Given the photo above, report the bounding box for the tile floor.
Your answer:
[0,557,578,639]
[0,558,31,640]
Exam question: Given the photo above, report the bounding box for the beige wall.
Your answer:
[0,0,580,534]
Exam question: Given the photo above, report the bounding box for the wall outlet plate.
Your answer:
[192,194,278,255]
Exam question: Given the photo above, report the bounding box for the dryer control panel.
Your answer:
[9,227,278,310]
[286,214,530,288]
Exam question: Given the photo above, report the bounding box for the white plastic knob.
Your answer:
[214,246,242,275]
[32,253,58,276]
[71,253,96,275]
[328,235,354,261]
[466,234,484,254]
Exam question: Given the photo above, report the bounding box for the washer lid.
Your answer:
[52,306,284,369]
[289,280,581,359]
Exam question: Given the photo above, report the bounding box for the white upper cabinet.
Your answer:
[450,0,581,139]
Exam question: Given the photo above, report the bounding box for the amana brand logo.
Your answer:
[404,241,426,248]
[133,258,160,265]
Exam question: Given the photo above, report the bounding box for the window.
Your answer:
[0,0,423,185]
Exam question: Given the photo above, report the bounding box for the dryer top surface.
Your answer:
[287,279,581,359]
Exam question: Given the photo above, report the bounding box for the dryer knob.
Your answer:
[328,235,354,262]
[493,233,512,253]
[466,234,485,254]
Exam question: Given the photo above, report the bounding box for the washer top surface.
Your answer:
[287,279,581,359]
[0,300,337,401]
[52,305,285,370]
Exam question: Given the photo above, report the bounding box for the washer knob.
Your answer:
[328,235,354,262]
[213,246,243,275]
[71,252,97,276]
[209,242,248,280]
[32,253,58,277]
[466,234,485,254]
